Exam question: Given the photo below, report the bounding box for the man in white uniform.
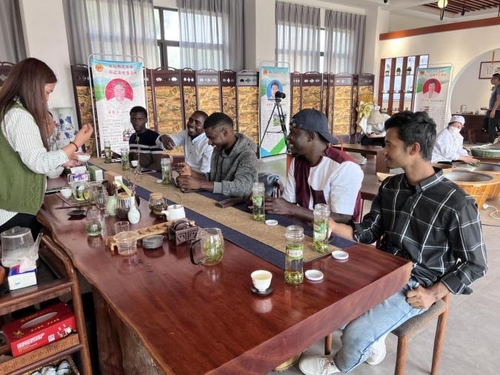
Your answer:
[157,111,213,174]
[265,109,363,223]
[431,115,477,164]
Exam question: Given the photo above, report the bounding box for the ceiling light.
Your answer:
[437,0,448,9]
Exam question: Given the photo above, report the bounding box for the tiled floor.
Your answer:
[261,153,500,375]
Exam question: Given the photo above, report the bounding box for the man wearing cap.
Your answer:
[431,115,478,164]
[265,109,363,223]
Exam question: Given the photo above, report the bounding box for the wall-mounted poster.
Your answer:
[90,58,146,154]
[258,65,290,158]
[479,61,500,79]
[413,65,452,131]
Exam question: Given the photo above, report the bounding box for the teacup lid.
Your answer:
[1,226,31,239]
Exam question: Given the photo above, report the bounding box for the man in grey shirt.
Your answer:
[176,112,257,198]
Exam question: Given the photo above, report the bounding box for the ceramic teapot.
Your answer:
[161,204,186,222]
[189,228,224,266]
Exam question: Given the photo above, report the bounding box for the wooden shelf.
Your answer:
[0,334,81,375]
[0,235,92,374]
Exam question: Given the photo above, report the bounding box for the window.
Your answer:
[154,7,180,68]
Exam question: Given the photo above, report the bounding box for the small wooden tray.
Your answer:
[105,221,172,254]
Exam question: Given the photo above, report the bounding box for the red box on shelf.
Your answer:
[3,302,76,357]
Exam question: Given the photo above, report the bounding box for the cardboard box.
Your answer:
[3,302,76,357]
[8,266,37,291]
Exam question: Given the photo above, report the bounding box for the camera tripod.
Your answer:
[260,98,289,155]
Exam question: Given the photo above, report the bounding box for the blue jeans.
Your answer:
[334,279,426,373]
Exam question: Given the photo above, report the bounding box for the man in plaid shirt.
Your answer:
[299,111,488,375]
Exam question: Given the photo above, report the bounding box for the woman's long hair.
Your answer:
[0,58,57,150]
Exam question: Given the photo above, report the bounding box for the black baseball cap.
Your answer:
[291,109,339,145]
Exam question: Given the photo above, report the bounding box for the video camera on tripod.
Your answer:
[260,91,289,154]
[273,91,286,100]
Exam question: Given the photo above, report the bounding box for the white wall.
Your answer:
[19,0,74,109]
[389,14,437,31]
[451,50,495,115]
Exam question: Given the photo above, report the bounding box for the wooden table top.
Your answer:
[39,185,410,374]
[333,143,384,155]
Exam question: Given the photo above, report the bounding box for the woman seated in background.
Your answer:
[359,106,388,165]
[0,58,93,236]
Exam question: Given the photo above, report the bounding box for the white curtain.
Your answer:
[0,0,26,62]
[275,2,321,73]
[324,11,366,74]
[177,0,244,71]
[64,0,158,68]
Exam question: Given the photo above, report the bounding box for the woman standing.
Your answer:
[0,58,93,235]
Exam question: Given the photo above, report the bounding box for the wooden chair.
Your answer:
[324,294,450,375]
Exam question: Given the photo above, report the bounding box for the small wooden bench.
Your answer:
[333,144,389,174]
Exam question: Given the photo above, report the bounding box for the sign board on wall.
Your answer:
[258,65,290,158]
[90,58,146,155]
[413,65,452,131]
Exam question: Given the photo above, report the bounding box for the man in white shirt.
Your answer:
[431,115,478,164]
[265,109,363,223]
[157,111,213,174]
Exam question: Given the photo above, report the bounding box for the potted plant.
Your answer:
[407,66,412,74]
[396,67,402,75]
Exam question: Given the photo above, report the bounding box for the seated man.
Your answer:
[176,112,258,198]
[265,109,363,224]
[299,111,488,375]
[156,110,213,174]
[431,115,478,164]
[128,106,163,171]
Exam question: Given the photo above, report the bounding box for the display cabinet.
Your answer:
[0,235,92,375]
[379,55,429,114]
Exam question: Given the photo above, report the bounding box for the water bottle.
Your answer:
[252,182,265,221]
[284,225,304,285]
[313,203,330,253]
[161,157,171,185]
[104,140,112,163]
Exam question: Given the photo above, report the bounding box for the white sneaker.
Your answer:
[366,333,388,366]
[298,355,340,375]
[359,157,367,165]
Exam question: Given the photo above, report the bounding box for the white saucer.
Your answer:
[305,269,324,282]
[331,250,349,260]
[265,219,278,226]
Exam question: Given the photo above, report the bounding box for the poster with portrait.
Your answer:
[413,65,452,131]
[90,59,146,154]
[258,65,290,158]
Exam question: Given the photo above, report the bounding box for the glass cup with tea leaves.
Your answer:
[190,228,224,266]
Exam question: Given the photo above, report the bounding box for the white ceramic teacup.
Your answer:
[251,270,272,292]
[60,187,72,199]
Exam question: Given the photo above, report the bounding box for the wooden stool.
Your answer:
[324,294,450,375]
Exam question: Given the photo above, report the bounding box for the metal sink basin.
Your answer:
[444,170,493,182]
[454,162,500,172]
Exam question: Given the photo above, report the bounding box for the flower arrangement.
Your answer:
[356,94,376,134]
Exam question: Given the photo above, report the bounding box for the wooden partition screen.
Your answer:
[236,70,259,145]
[68,65,374,151]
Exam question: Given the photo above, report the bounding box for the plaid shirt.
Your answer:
[353,169,488,295]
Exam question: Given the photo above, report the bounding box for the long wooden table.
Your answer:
[38,184,411,374]
[333,143,389,174]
